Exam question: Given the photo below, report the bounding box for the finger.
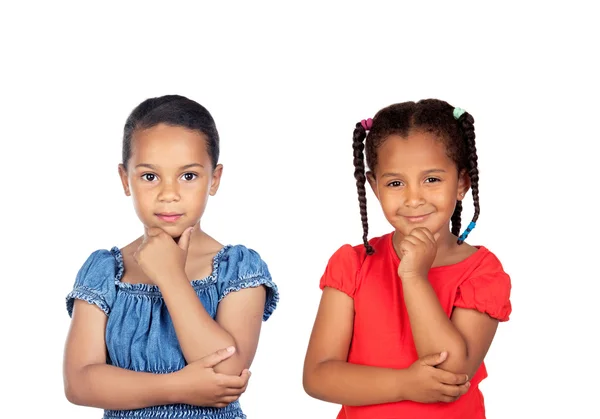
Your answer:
[218,395,241,404]
[223,386,245,396]
[409,228,433,244]
[418,228,437,244]
[217,373,248,389]
[420,351,447,367]
[399,239,417,254]
[178,226,194,252]
[403,235,424,247]
[198,346,236,368]
[438,370,469,385]
[238,369,251,392]
[440,381,470,398]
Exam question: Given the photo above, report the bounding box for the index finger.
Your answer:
[412,227,436,243]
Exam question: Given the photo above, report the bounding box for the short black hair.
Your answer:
[122,94,219,169]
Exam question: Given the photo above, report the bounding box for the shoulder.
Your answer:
[455,246,512,321]
[319,233,392,297]
[217,244,271,279]
[75,247,123,288]
[216,244,278,320]
[326,233,392,266]
[66,247,122,317]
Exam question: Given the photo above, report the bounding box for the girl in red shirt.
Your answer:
[303,99,512,419]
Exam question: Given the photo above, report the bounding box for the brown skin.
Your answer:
[303,131,497,406]
[64,124,266,410]
[371,132,499,378]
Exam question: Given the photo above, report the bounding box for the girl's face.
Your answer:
[118,123,222,238]
[367,131,469,239]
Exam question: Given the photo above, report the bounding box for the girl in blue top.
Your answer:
[63,95,279,419]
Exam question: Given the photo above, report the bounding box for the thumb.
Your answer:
[178,226,194,251]
[421,351,448,367]
[198,346,236,368]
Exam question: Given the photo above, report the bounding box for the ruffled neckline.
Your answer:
[108,245,232,293]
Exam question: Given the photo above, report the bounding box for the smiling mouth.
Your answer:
[403,214,432,222]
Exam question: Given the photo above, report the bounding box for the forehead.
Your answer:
[376,131,454,172]
[130,123,210,165]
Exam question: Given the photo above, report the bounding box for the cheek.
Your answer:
[378,191,401,212]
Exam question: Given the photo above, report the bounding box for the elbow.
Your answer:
[302,364,321,399]
[211,353,247,376]
[438,343,476,377]
[64,365,92,406]
[64,377,84,406]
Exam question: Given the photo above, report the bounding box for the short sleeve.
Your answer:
[319,244,362,298]
[216,245,279,321]
[65,249,119,317]
[454,252,512,321]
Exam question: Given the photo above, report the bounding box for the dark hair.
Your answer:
[352,99,480,254]
[122,94,220,169]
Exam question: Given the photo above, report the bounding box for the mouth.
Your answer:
[155,213,183,223]
[402,213,432,223]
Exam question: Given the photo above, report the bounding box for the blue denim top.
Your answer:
[66,244,279,419]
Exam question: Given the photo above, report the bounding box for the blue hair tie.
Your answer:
[458,221,476,241]
[453,107,466,120]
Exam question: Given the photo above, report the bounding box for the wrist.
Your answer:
[393,368,410,402]
[164,370,185,404]
[155,269,188,288]
[399,273,428,284]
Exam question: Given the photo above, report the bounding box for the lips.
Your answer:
[155,213,183,223]
[403,214,431,222]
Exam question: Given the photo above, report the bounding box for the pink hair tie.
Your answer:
[361,118,373,131]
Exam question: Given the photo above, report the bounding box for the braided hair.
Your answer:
[352,99,480,254]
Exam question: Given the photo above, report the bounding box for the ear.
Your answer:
[118,164,131,196]
[457,169,471,200]
[209,164,223,196]
[366,171,380,200]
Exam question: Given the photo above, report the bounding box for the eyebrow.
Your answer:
[381,169,447,178]
[135,163,205,170]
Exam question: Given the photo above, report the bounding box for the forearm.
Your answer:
[65,363,177,410]
[304,360,407,406]
[402,277,468,372]
[159,274,240,373]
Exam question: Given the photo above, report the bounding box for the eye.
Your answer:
[425,177,441,183]
[142,173,157,182]
[387,181,403,187]
[181,172,197,181]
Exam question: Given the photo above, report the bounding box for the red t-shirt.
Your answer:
[319,233,512,419]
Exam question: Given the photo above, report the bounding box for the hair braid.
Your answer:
[457,112,480,244]
[353,123,374,255]
[451,200,462,236]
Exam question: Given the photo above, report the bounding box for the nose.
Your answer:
[404,184,425,208]
[158,181,180,203]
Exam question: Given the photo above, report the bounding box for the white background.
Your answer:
[1,1,598,418]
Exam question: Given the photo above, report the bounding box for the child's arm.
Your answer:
[159,275,266,376]
[135,228,271,376]
[402,279,499,378]
[398,229,506,378]
[64,300,249,410]
[303,287,471,406]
